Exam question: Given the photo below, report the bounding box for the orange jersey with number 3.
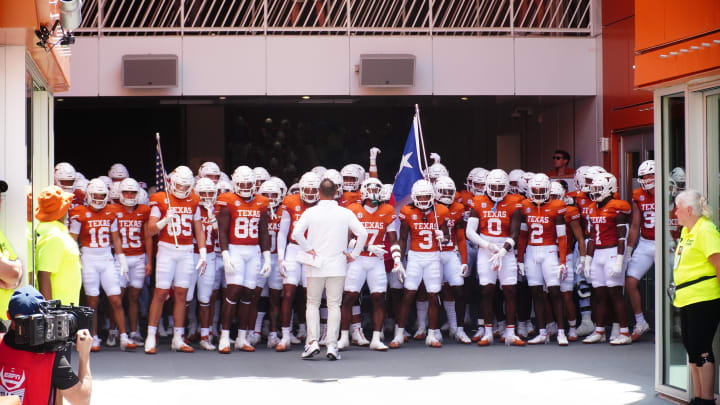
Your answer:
[399,204,449,253]
[69,205,119,249]
[150,192,201,246]
[115,204,150,256]
[469,195,522,238]
[587,199,632,247]
[522,199,567,246]
[347,203,397,257]
[217,193,269,246]
[632,188,655,240]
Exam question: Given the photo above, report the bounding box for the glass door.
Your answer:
[661,93,687,391]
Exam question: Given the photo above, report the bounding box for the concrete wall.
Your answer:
[59,36,597,97]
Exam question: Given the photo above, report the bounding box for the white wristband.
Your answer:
[263,250,271,262]
[504,237,515,249]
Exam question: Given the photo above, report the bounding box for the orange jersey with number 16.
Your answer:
[69,205,120,249]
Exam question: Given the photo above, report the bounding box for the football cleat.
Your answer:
[567,329,579,342]
[477,334,493,347]
[144,334,157,355]
[106,329,119,347]
[248,330,262,346]
[413,328,427,340]
[91,335,101,352]
[120,334,137,351]
[352,328,370,346]
[454,328,472,344]
[504,335,527,347]
[276,334,291,352]
[517,322,529,339]
[199,336,217,351]
[557,334,569,346]
[528,334,549,345]
[218,333,232,354]
[234,335,255,352]
[289,332,302,345]
[267,332,280,349]
[369,336,388,351]
[609,323,620,342]
[471,328,486,342]
[129,332,145,347]
[425,333,442,348]
[631,321,650,342]
[582,331,606,344]
[171,336,194,353]
[433,329,444,343]
[610,332,632,346]
[389,328,405,349]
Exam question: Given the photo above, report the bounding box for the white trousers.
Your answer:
[306,276,344,348]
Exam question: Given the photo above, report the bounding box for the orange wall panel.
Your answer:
[634,0,666,52]
[636,0,720,52]
[635,31,720,87]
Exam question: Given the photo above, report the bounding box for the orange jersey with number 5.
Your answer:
[347,203,397,257]
[399,204,449,253]
[587,199,631,247]
[217,193,269,246]
[69,205,119,249]
[150,192,201,246]
[632,188,655,240]
[115,204,150,256]
[469,195,522,238]
[522,199,567,246]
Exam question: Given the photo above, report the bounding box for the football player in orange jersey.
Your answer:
[517,174,569,346]
[216,166,272,353]
[625,160,656,341]
[389,179,450,349]
[252,179,286,349]
[114,178,153,347]
[465,169,525,347]
[433,176,472,344]
[145,166,208,354]
[340,164,364,207]
[339,178,397,351]
[275,172,321,351]
[549,181,588,342]
[69,178,135,352]
[582,174,632,345]
[187,178,220,351]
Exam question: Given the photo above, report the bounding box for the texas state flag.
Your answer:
[392,113,425,208]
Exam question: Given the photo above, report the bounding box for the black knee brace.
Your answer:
[577,281,592,299]
[689,352,715,367]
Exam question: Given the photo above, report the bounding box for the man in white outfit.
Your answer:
[292,179,368,360]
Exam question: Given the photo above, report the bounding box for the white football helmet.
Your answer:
[528,173,551,204]
[360,178,383,203]
[351,164,367,182]
[109,182,122,203]
[582,166,604,193]
[470,168,489,196]
[549,181,565,200]
[216,179,233,194]
[311,166,327,178]
[97,175,113,191]
[589,175,612,202]
[232,166,256,199]
[253,167,270,188]
[380,184,393,203]
[288,183,300,195]
[508,169,525,194]
[195,177,218,207]
[602,173,618,194]
[670,167,686,194]
[466,168,483,191]
[299,172,321,204]
[341,164,362,192]
[54,162,77,193]
[171,166,195,199]
[574,166,589,191]
[428,163,449,184]
[322,169,343,199]
[434,175,456,205]
[486,169,510,202]
[269,176,288,199]
[411,179,435,210]
[637,160,655,191]
[137,188,149,205]
[199,162,222,183]
[219,172,231,183]
[119,178,140,207]
[86,179,109,210]
[73,177,89,194]
[259,180,282,208]
[108,163,129,181]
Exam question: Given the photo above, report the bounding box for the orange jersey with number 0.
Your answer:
[469,195,522,238]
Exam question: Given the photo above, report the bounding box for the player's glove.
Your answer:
[393,257,406,283]
[430,152,441,164]
[517,262,525,277]
[222,250,235,274]
[117,254,129,278]
[260,251,272,278]
[156,215,170,231]
[490,248,507,271]
[196,248,208,275]
[583,255,592,280]
[608,254,624,278]
[435,230,446,245]
[369,147,382,165]
[205,206,219,231]
[558,264,568,281]
[368,244,388,257]
[461,264,470,278]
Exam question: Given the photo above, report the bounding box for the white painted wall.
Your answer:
[59,36,597,97]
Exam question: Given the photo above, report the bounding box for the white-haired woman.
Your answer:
[672,189,720,405]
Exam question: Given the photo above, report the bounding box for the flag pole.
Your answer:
[155,132,179,248]
[414,104,442,239]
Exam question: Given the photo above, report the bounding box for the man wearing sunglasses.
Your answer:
[547,150,576,179]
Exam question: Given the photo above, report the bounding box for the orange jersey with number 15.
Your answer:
[115,204,151,256]
[399,204,449,252]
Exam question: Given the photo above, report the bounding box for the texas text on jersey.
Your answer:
[268,205,284,254]
[399,204,450,252]
[69,204,120,249]
[587,199,632,247]
[632,188,655,241]
[216,193,270,245]
[469,194,522,237]
[149,192,201,246]
[347,203,397,256]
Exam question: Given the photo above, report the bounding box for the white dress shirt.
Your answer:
[291,199,368,278]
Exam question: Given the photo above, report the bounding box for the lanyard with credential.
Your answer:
[672,236,684,281]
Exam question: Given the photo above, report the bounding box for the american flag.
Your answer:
[155,148,166,192]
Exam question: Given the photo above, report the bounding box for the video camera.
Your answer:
[13,300,94,352]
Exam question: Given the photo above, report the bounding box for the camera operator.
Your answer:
[0,180,24,330]
[0,286,92,405]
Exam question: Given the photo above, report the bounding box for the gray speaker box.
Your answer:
[359,54,415,87]
[122,54,178,88]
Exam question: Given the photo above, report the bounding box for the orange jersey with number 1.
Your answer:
[587,199,632,247]
[399,204,449,252]
[347,203,397,257]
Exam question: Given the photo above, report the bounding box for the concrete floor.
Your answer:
[80,335,664,405]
